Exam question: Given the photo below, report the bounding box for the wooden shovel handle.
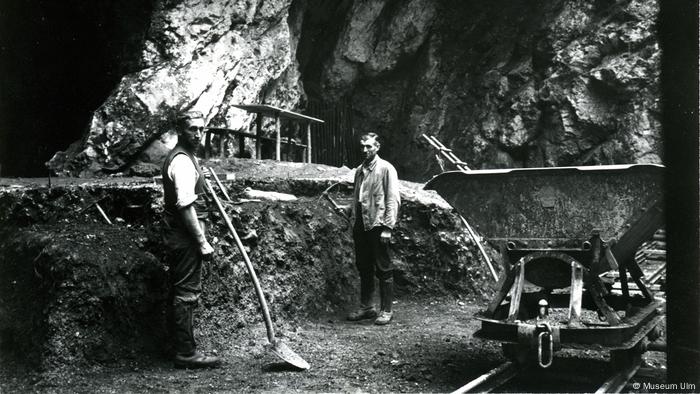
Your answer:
[203,178,277,344]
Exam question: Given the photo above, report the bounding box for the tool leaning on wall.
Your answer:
[203,167,310,371]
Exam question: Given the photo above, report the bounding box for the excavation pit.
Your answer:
[0,160,500,392]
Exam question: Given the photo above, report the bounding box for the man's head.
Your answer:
[360,133,380,163]
[176,110,205,151]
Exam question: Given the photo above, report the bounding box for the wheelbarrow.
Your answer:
[425,164,665,368]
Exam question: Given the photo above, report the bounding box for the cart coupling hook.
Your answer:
[537,322,554,368]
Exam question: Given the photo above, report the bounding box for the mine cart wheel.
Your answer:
[501,343,530,365]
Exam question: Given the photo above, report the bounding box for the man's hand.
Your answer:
[380,228,392,244]
[199,240,214,259]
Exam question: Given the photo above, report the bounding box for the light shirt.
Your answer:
[167,153,200,209]
[358,156,375,198]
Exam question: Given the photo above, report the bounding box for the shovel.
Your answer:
[203,177,310,370]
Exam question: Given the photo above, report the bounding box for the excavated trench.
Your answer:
[0,162,494,382]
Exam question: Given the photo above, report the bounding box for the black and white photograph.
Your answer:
[0,0,697,392]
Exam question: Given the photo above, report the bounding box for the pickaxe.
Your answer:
[79,196,112,225]
[318,181,352,225]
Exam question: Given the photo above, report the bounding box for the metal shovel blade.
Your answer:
[267,339,310,370]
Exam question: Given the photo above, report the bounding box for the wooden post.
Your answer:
[306,122,312,163]
[219,131,226,158]
[285,124,292,161]
[238,133,245,158]
[205,129,212,159]
[275,114,281,161]
[255,114,262,159]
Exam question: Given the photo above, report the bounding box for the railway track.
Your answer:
[452,355,647,393]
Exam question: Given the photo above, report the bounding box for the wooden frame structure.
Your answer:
[204,104,324,162]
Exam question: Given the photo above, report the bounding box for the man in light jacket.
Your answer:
[340,132,401,325]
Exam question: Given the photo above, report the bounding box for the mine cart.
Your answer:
[425,164,665,372]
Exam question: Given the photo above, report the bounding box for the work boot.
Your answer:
[174,350,221,369]
[172,301,221,369]
[347,306,378,321]
[375,278,394,325]
[374,310,393,325]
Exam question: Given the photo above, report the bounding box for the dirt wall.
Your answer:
[0,174,493,374]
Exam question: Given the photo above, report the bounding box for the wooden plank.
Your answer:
[232,104,324,123]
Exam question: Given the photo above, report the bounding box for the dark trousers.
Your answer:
[353,218,394,309]
[163,216,206,356]
[163,217,205,304]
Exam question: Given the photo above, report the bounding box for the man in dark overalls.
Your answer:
[161,110,221,368]
[341,133,401,325]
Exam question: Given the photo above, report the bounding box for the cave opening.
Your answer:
[0,0,153,177]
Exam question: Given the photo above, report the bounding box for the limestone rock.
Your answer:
[306,0,661,179]
[49,0,301,176]
[48,0,662,180]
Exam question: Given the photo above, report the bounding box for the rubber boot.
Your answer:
[173,302,196,356]
[375,278,394,325]
[347,277,377,321]
[173,302,221,368]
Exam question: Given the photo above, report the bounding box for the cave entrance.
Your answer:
[0,1,152,177]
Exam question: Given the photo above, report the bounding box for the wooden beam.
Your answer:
[255,114,262,159]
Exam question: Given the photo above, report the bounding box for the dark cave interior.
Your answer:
[0,0,152,177]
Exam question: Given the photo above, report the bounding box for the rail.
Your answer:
[453,357,647,393]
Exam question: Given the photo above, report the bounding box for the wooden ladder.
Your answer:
[421,134,471,172]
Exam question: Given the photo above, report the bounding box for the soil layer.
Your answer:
[0,159,666,392]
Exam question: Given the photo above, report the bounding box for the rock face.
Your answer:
[48,0,661,180]
[300,0,661,179]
